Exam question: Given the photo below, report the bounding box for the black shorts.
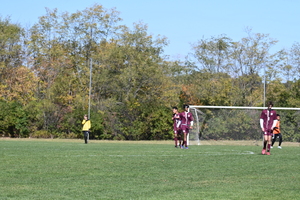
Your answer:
[272,133,282,139]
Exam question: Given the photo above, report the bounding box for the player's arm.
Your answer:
[176,120,181,128]
[189,120,193,129]
[177,113,182,120]
[271,119,277,130]
[260,118,264,131]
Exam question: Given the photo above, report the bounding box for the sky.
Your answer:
[1,0,299,60]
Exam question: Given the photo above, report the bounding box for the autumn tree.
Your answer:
[0,17,37,105]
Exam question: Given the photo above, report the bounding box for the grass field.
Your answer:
[0,139,299,200]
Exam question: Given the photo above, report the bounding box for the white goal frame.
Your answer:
[188,105,300,145]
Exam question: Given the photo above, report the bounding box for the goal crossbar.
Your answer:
[190,105,300,110]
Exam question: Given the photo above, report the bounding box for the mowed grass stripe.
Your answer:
[0,139,299,200]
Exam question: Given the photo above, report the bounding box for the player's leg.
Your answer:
[177,131,183,148]
[174,132,178,148]
[262,133,267,154]
[183,132,187,147]
[83,131,86,143]
[87,131,89,143]
[271,134,277,147]
[84,131,89,144]
[266,135,272,155]
[185,132,189,149]
[278,133,282,148]
[182,128,187,148]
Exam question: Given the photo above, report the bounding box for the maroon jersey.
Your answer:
[260,109,277,131]
[179,111,194,127]
[172,113,181,133]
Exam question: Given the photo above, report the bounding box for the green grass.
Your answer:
[0,139,299,200]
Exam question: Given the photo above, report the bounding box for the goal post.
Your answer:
[188,107,206,145]
[188,105,300,145]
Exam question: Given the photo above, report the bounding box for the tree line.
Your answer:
[0,4,299,141]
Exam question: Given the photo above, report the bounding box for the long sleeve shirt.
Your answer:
[82,120,91,131]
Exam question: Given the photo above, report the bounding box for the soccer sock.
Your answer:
[267,144,271,152]
[263,141,267,149]
[174,137,178,146]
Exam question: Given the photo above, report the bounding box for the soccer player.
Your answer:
[82,114,91,144]
[172,107,182,148]
[260,101,277,155]
[271,114,282,149]
[178,104,194,149]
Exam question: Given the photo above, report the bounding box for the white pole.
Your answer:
[195,110,200,145]
[264,65,266,107]
[88,24,93,120]
[88,58,92,120]
[87,58,92,142]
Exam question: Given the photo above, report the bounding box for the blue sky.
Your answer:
[1,0,299,60]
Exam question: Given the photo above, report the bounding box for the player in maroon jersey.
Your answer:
[172,107,182,148]
[178,104,194,149]
[260,101,278,155]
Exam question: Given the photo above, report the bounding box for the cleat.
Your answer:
[266,152,270,155]
[175,146,178,148]
[185,147,189,149]
[278,146,282,149]
[261,149,266,155]
[180,145,184,149]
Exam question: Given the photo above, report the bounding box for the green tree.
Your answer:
[91,22,178,139]
[0,17,23,69]
[289,42,300,80]
[0,101,29,137]
[191,35,232,73]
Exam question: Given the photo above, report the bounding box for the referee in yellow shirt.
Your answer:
[82,114,91,144]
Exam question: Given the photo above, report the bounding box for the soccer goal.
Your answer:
[188,105,300,145]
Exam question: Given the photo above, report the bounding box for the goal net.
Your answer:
[188,106,300,145]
